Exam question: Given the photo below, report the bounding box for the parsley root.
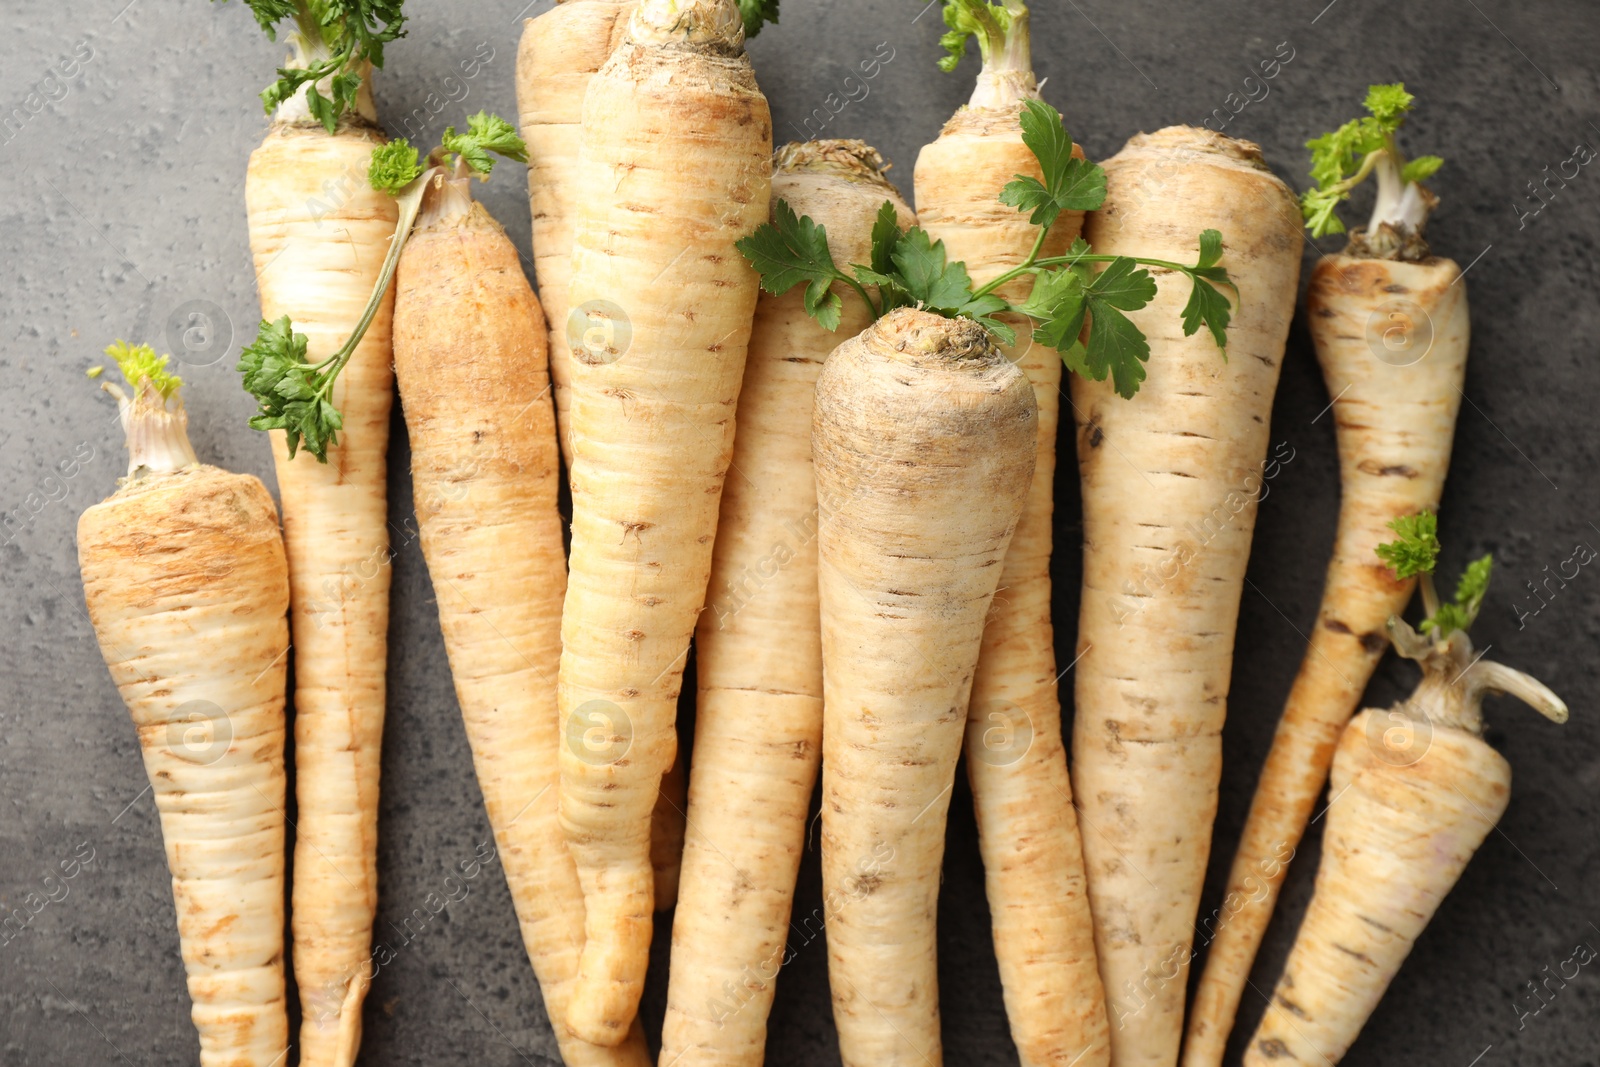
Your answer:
[1243,534,1566,1066]
[225,3,404,1056]
[1068,127,1303,1067]
[660,140,915,1067]
[79,346,291,1067]
[558,0,772,1043]
[816,308,1036,1067]
[915,5,1108,1064]
[1185,85,1464,1067]
[390,160,651,1067]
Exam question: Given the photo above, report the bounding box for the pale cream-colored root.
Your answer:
[79,467,291,1067]
[245,118,395,1067]
[559,0,771,1044]
[519,1,689,912]
[661,141,913,1067]
[392,181,651,1067]
[916,103,1109,1067]
[816,308,1037,1067]
[1243,709,1507,1066]
[1070,127,1302,1067]
[516,0,634,470]
[1182,255,1468,1067]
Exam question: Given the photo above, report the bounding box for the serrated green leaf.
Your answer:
[738,0,779,38]
[1376,512,1440,579]
[1181,277,1233,355]
[999,100,1107,227]
[1196,229,1224,270]
[1402,154,1444,184]
[1086,257,1157,312]
[870,200,902,276]
[368,139,423,195]
[1083,298,1150,399]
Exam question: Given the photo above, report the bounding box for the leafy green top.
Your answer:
[368,112,527,196]
[218,0,407,133]
[105,341,183,400]
[938,0,1017,73]
[1301,82,1444,241]
[738,0,779,38]
[737,99,1237,398]
[1377,511,1492,638]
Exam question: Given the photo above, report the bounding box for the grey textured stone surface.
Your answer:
[3,1,1598,1064]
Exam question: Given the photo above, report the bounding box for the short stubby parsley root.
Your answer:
[915,6,1109,1064]
[1068,126,1303,1067]
[558,0,773,1044]
[1184,85,1464,1067]
[79,345,291,1067]
[230,3,402,1053]
[1244,529,1566,1067]
[661,140,915,1067]
[816,308,1037,1067]
[391,165,651,1065]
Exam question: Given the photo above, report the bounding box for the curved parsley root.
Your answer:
[915,4,1110,1064]
[79,345,292,1067]
[1244,522,1566,1067]
[1185,84,1464,1067]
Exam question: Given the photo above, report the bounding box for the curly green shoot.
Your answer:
[98,341,200,479]
[738,99,1237,398]
[1377,511,1492,639]
[1301,83,1445,257]
[238,112,525,460]
[215,0,407,133]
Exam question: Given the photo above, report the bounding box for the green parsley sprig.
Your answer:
[1301,83,1444,248]
[938,0,1020,73]
[737,99,1238,399]
[217,0,407,134]
[1377,510,1492,639]
[737,0,779,39]
[237,113,525,461]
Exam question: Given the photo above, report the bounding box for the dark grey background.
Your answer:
[3,0,1597,1064]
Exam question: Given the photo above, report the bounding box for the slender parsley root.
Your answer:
[79,346,291,1067]
[1068,127,1302,1067]
[816,308,1037,1067]
[558,0,773,1043]
[916,6,1109,1063]
[661,140,914,1067]
[383,128,650,1067]
[1185,85,1465,1067]
[1244,524,1566,1066]
[223,3,405,1058]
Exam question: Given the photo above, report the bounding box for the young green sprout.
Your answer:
[738,99,1237,398]
[237,112,525,461]
[736,0,779,37]
[217,0,407,133]
[1376,511,1492,639]
[98,341,199,480]
[1301,83,1445,256]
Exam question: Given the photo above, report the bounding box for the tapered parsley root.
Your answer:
[79,346,291,1067]
[1068,127,1303,1067]
[916,4,1109,1064]
[220,3,405,1057]
[558,0,773,1043]
[661,140,914,1067]
[1183,86,1465,1067]
[388,132,650,1067]
[815,309,1036,1067]
[1244,524,1566,1066]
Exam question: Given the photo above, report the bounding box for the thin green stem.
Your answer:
[972,225,1050,300]
[842,273,880,321]
[1420,571,1442,622]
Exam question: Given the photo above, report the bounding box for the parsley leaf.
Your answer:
[1377,512,1441,579]
[1364,83,1414,126]
[440,112,527,179]
[938,0,1012,73]
[221,0,408,133]
[237,315,346,461]
[737,199,847,331]
[105,341,183,400]
[1300,83,1442,239]
[368,138,423,194]
[1401,155,1444,184]
[999,100,1107,228]
[738,0,779,38]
